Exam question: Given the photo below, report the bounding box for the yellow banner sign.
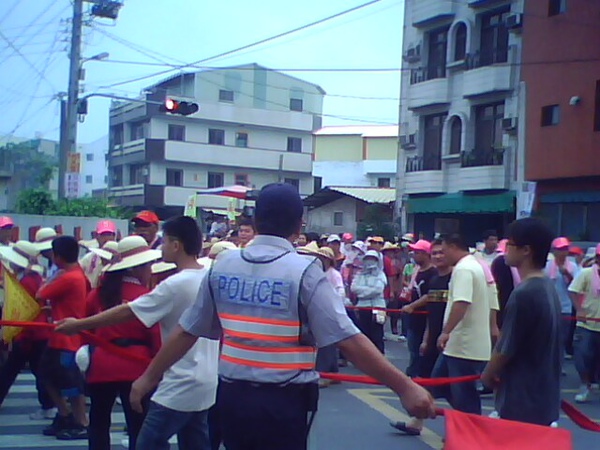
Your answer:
[1,267,41,343]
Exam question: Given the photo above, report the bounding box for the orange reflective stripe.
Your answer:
[224,339,314,354]
[219,312,300,327]
[221,354,315,371]
[223,329,298,343]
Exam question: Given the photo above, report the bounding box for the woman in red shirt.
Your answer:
[84,236,161,450]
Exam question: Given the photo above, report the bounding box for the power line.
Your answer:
[98,0,383,89]
[0,0,21,27]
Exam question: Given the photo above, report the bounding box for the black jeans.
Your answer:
[357,310,384,354]
[0,340,53,409]
[406,315,427,378]
[219,381,316,450]
[88,382,146,450]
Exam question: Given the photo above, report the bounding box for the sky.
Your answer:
[0,0,405,144]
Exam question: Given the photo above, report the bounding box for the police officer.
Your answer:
[130,183,436,450]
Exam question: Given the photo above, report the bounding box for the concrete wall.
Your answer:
[314,135,363,161]
[8,214,129,242]
[365,136,397,160]
[306,197,357,236]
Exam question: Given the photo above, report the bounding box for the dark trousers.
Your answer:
[209,385,222,450]
[0,340,53,409]
[387,298,400,333]
[88,382,146,450]
[406,316,427,378]
[561,313,574,359]
[574,327,600,381]
[420,347,440,379]
[357,310,384,354]
[431,354,486,414]
[219,381,316,450]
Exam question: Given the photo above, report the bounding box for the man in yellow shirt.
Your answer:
[568,243,600,403]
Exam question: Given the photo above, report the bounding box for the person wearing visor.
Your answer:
[79,220,118,288]
[33,228,59,280]
[133,211,162,250]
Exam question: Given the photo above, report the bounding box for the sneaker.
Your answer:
[575,385,590,403]
[42,413,71,436]
[399,335,407,342]
[56,425,88,440]
[30,407,58,420]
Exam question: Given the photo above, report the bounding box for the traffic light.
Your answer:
[159,98,199,116]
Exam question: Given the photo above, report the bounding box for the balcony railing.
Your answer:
[410,65,446,85]
[466,47,509,70]
[460,148,504,168]
[406,154,442,172]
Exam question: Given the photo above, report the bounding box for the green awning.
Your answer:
[540,191,600,204]
[407,192,515,214]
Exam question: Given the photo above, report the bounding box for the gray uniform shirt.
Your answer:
[179,235,360,384]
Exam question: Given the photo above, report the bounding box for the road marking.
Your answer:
[348,388,443,450]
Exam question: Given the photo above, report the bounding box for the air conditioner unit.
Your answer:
[400,133,417,149]
[506,13,523,31]
[502,118,518,133]
[403,44,421,63]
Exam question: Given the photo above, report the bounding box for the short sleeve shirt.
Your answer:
[568,267,600,332]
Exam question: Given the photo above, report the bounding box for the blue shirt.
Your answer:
[545,262,576,314]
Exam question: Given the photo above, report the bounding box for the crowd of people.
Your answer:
[0,188,597,449]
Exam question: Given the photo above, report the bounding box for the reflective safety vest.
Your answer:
[209,246,318,383]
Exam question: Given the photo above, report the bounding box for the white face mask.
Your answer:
[363,260,378,271]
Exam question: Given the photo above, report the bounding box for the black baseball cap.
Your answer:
[255,183,303,224]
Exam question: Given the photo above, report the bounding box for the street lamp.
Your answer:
[81,52,110,64]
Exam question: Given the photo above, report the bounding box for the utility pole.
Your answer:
[58,0,83,199]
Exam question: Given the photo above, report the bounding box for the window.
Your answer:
[130,121,146,141]
[454,23,467,61]
[377,177,391,188]
[129,164,147,184]
[427,27,448,80]
[287,137,302,153]
[235,173,248,186]
[449,116,462,155]
[209,129,225,145]
[86,153,94,162]
[290,98,303,112]
[166,168,183,187]
[313,176,322,193]
[111,124,124,147]
[548,0,567,16]
[422,112,447,170]
[219,89,234,102]
[475,102,505,149]
[594,80,600,132]
[541,104,560,126]
[208,172,224,188]
[168,124,185,141]
[103,175,108,184]
[284,178,300,191]
[86,175,93,184]
[235,132,248,147]
[333,212,344,227]
[480,8,510,66]
[111,166,123,187]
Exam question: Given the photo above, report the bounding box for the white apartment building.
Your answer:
[312,125,398,189]
[398,0,525,242]
[107,64,324,218]
[77,135,109,197]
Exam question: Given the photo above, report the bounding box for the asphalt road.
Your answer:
[1,334,599,449]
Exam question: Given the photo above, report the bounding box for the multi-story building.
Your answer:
[107,64,324,218]
[522,0,600,242]
[312,125,398,190]
[77,135,109,197]
[397,0,524,241]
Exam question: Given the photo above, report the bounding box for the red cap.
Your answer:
[409,239,432,254]
[569,246,584,256]
[552,237,571,250]
[133,210,159,225]
[0,216,14,229]
[96,220,117,235]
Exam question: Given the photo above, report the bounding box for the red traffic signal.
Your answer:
[159,98,199,116]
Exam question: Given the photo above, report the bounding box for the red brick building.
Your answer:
[522,0,600,240]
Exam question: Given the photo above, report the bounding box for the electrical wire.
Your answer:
[0,0,21,27]
[98,0,384,90]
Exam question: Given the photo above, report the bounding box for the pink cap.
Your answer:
[595,243,600,256]
[0,216,14,229]
[342,233,354,241]
[96,220,117,235]
[552,237,571,250]
[409,239,432,254]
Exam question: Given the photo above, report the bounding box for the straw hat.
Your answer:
[0,240,44,273]
[79,239,99,250]
[202,237,220,250]
[151,261,177,274]
[33,227,57,252]
[296,241,320,255]
[209,241,238,258]
[382,241,398,251]
[315,246,335,262]
[104,236,161,272]
[89,240,119,261]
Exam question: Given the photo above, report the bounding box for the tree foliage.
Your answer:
[357,204,395,241]
[16,190,129,219]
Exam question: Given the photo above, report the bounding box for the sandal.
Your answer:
[389,421,421,436]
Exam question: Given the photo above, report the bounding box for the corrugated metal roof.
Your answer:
[329,187,396,204]
[314,125,399,137]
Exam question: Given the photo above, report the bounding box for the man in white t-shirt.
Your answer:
[433,234,499,414]
[57,217,218,450]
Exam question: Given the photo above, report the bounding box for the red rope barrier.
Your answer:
[319,372,479,387]
[346,305,428,314]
